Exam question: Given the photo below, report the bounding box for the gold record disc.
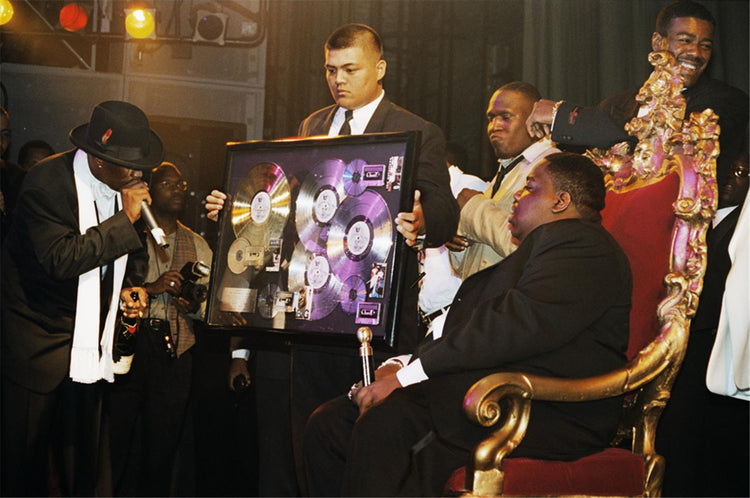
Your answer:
[288,242,342,321]
[231,162,291,240]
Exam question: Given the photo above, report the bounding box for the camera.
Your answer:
[179,261,210,304]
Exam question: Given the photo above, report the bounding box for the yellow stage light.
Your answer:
[124,7,156,39]
[0,0,14,26]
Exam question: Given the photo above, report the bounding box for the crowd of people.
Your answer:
[1,0,748,496]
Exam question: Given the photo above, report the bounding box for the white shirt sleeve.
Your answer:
[396,358,429,387]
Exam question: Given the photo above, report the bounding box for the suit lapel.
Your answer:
[363,97,392,133]
[710,207,741,247]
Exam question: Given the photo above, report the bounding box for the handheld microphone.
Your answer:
[140,200,169,249]
[357,327,375,386]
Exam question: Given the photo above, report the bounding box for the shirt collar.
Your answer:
[496,138,553,170]
[331,90,386,135]
[73,149,117,204]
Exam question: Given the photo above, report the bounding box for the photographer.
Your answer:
[107,162,212,496]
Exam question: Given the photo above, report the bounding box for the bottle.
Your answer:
[113,292,140,374]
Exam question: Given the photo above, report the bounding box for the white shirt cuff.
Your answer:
[396,358,429,387]
[232,349,251,361]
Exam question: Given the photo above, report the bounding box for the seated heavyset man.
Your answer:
[526,0,749,186]
[304,152,632,496]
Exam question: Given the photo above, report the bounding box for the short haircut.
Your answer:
[497,81,542,103]
[655,0,716,35]
[544,152,606,222]
[325,23,383,58]
[18,139,55,167]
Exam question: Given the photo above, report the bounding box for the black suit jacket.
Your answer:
[298,96,458,248]
[1,150,143,393]
[552,74,749,183]
[414,219,632,459]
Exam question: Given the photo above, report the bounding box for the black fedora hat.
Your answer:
[69,100,164,171]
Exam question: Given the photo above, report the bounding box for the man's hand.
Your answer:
[121,180,151,224]
[374,362,401,381]
[120,287,148,318]
[205,189,227,222]
[525,99,557,139]
[457,188,482,209]
[445,234,470,252]
[173,296,200,315]
[352,376,402,414]
[228,358,251,391]
[145,270,184,297]
[395,189,425,247]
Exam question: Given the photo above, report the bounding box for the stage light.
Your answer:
[0,0,14,26]
[124,7,156,40]
[192,10,228,45]
[59,3,88,32]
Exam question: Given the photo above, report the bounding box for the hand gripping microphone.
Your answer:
[357,327,375,386]
[140,201,169,249]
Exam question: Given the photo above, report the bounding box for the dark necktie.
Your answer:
[490,155,524,197]
[339,109,354,135]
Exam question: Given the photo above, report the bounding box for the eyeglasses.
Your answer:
[157,179,188,191]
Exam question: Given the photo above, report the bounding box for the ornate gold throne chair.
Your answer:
[445,51,720,497]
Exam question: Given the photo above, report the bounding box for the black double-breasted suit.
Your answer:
[305,218,632,496]
[2,150,142,392]
[241,96,458,495]
[1,150,143,496]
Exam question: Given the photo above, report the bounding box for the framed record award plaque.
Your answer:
[205,132,419,348]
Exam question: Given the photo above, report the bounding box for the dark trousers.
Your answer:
[303,388,469,497]
[1,376,103,497]
[657,329,750,497]
[106,325,194,497]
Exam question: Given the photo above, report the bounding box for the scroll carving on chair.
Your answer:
[455,51,719,497]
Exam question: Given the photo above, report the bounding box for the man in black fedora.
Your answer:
[1,100,163,496]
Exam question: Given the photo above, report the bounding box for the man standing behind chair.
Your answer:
[210,23,458,495]
[1,101,158,496]
[525,0,748,185]
[449,82,559,279]
[107,162,212,496]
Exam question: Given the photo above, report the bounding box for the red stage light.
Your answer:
[59,3,88,32]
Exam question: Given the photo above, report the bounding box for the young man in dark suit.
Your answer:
[525,0,749,186]
[1,101,160,496]
[303,152,632,496]
[207,23,458,495]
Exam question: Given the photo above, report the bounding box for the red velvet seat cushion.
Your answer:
[445,448,645,496]
[601,171,680,359]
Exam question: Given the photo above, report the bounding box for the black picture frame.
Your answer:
[205,131,419,349]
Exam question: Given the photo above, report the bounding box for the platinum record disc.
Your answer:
[343,158,368,196]
[288,242,342,321]
[327,190,393,282]
[257,283,279,319]
[296,159,347,253]
[231,162,291,240]
[339,275,367,314]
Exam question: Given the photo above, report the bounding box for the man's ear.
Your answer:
[377,59,387,81]
[551,191,572,214]
[652,31,667,52]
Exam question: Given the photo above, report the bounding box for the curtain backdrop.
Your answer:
[264,0,748,180]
